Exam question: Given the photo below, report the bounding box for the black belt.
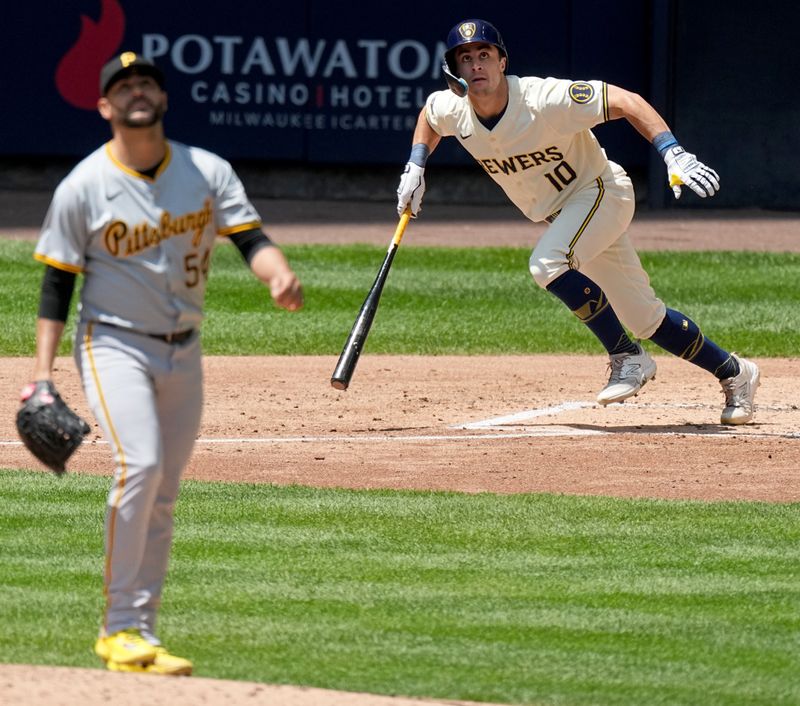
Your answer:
[545,209,562,224]
[149,329,195,344]
[95,322,195,345]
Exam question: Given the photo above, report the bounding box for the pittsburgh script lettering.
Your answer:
[104,199,213,256]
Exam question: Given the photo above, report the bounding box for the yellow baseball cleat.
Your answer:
[104,659,149,673]
[95,629,192,675]
[104,648,193,676]
[147,646,193,676]
[94,629,157,665]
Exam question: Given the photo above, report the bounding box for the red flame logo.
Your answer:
[55,0,126,110]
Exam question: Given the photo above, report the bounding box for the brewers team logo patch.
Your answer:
[569,82,594,103]
[459,22,477,39]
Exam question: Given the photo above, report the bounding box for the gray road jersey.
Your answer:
[35,140,260,333]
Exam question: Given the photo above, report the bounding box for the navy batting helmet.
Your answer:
[443,19,508,75]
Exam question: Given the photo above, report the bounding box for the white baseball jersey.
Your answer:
[425,75,610,222]
[35,140,261,334]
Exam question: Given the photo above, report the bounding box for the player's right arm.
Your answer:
[26,175,88,384]
[32,318,66,381]
[30,265,76,381]
[396,107,442,217]
[411,106,443,154]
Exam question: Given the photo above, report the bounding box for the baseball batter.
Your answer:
[397,19,760,424]
[27,53,303,674]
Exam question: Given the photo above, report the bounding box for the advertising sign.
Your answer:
[2,1,647,166]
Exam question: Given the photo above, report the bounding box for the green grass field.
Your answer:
[2,239,799,356]
[2,473,799,706]
[2,239,799,705]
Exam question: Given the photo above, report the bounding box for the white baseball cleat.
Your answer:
[719,354,760,425]
[597,342,657,406]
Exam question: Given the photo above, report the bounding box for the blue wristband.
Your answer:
[408,143,430,167]
[652,131,679,156]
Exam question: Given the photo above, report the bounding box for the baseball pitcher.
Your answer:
[23,52,303,675]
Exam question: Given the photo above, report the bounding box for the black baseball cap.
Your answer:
[99,52,165,95]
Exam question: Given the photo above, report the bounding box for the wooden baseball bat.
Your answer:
[330,208,412,390]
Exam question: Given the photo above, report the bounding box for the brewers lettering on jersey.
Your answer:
[24,52,303,676]
[426,76,611,223]
[396,18,759,425]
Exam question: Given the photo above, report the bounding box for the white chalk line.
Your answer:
[455,400,799,430]
[453,400,800,439]
[1,401,797,448]
[455,400,594,429]
[0,429,603,449]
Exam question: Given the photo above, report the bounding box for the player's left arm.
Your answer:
[241,234,303,312]
[213,157,303,311]
[606,84,670,140]
[606,84,720,199]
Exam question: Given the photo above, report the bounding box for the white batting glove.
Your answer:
[663,146,720,199]
[396,162,426,217]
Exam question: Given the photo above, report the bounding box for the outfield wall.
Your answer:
[1,1,796,209]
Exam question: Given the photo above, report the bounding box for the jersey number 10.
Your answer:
[543,160,578,192]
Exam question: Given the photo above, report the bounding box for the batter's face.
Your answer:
[454,43,507,96]
[98,74,167,129]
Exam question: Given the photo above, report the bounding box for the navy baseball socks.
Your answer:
[546,270,656,404]
[545,276,759,421]
[648,309,760,424]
